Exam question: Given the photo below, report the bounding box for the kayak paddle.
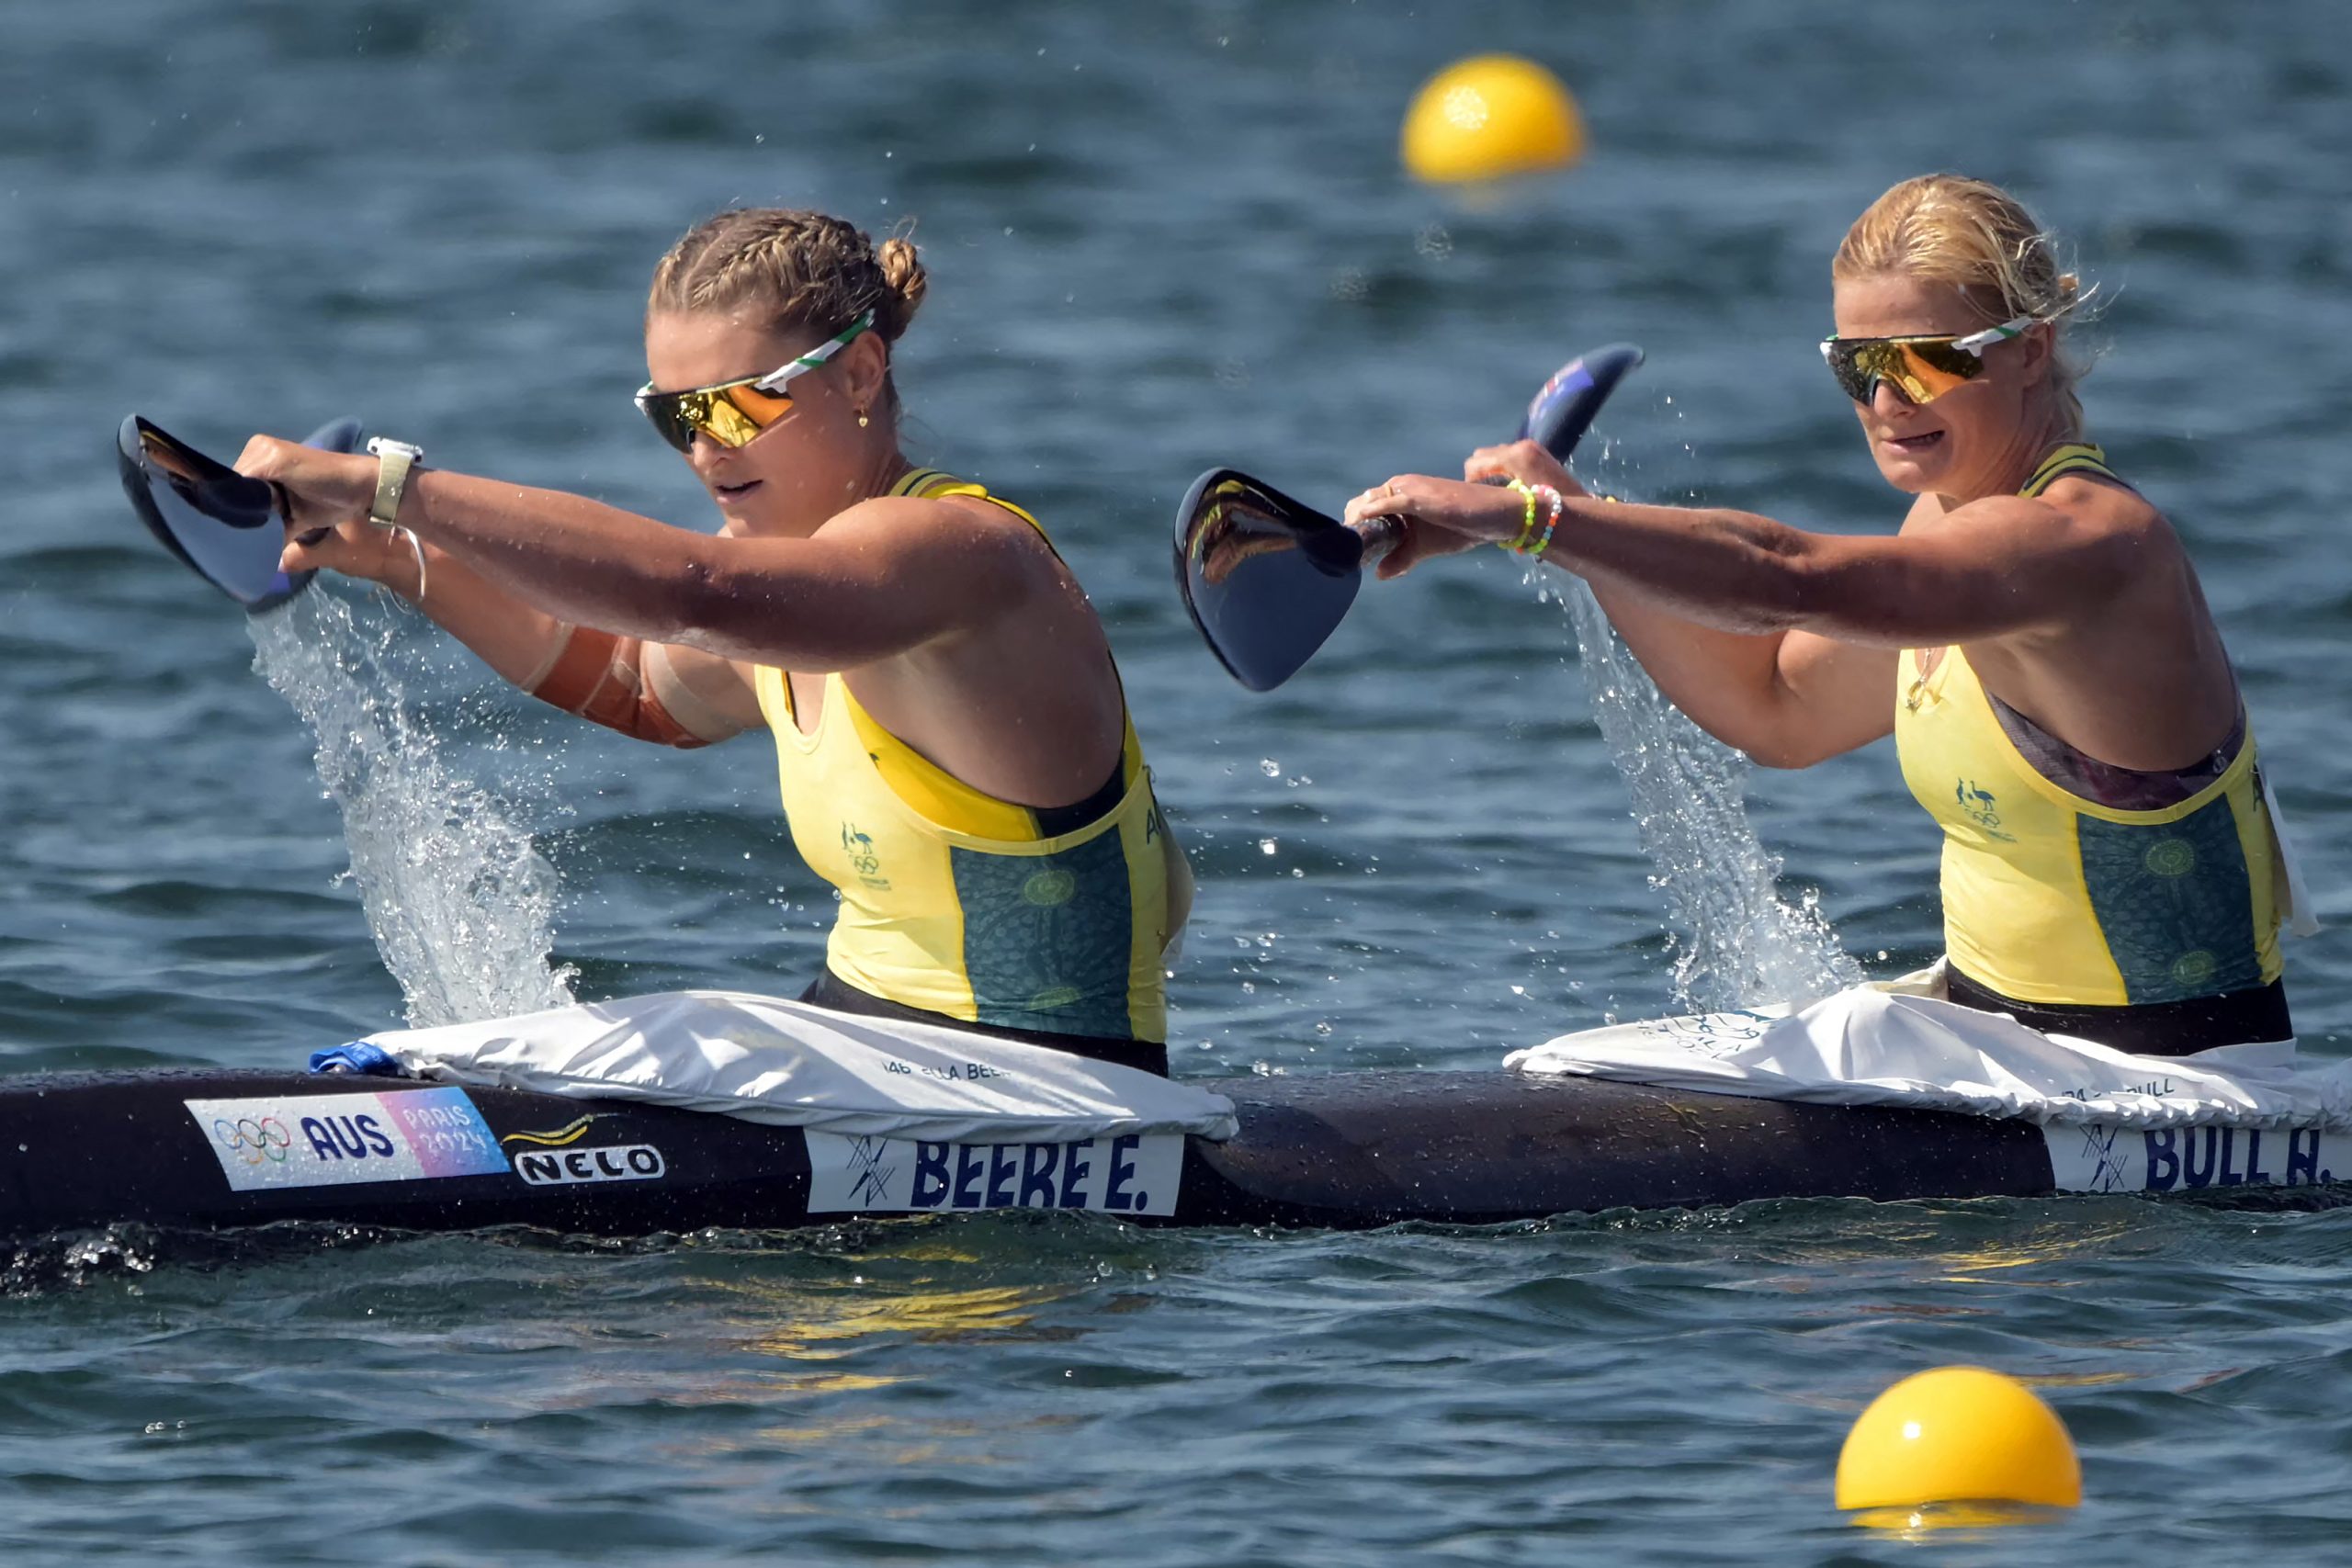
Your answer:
[1172,343,1643,692]
[117,415,367,613]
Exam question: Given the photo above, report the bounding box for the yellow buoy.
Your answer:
[1400,55,1585,185]
[1836,1366,2081,1513]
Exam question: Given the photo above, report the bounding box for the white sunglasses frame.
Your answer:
[633,310,876,414]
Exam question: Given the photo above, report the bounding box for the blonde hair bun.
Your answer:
[873,235,929,342]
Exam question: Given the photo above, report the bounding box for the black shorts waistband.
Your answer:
[1945,966,2292,1056]
[798,970,1171,1077]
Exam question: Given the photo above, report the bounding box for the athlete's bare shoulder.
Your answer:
[2035,465,2166,537]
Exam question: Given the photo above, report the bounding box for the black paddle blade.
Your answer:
[117,415,366,613]
[1172,468,1366,693]
[1175,341,1645,693]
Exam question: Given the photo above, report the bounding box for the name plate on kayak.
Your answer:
[2046,1122,2346,1195]
[804,1131,1182,1216]
[186,1088,509,1192]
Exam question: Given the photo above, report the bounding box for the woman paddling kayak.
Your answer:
[237,208,1189,1074]
[1344,175,2309,1055]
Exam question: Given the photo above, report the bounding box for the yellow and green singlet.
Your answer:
[1894,445,2290,1015]
[752,468,1182,1046]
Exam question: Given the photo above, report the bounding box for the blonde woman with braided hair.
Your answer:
[238,208,1190,1074]
[1347,175,2310,1055]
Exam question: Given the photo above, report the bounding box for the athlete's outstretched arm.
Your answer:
[1339,440,2150,766]
[266,471,759,747]
[1346,458,2145,644]
[239,439,1053,673]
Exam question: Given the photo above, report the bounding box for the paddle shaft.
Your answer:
[1351,474,1521,565]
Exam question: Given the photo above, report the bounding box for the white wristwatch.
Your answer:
[364,437,424,530]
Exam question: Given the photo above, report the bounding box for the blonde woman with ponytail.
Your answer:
[237,209,1189,1074]
[1347,175,2307,1055]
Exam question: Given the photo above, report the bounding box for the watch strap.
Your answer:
[366,438,422,530]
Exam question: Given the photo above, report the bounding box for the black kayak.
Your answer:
[6,1063,2336,1244]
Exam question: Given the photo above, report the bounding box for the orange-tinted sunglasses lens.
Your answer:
[637,381,794,454]
[1820,335,1985,406]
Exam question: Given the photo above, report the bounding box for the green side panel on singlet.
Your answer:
[2076,795,2265,1003]
[949,831,1137,1039]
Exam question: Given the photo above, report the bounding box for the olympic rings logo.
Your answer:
[212,1115,292,1165]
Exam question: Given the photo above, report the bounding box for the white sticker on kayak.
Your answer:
[804,1131,1182,1216]
[2046,1122,2346,1195]
[186,1089,508,1191]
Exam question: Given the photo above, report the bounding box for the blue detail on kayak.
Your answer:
[309,1042,410,1077]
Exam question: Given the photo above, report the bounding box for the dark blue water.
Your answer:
[6,2,2352,1560]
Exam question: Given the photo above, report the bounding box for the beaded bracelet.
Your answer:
[1522,484,1565,559]
[1498,483,1565,558]
[1502,479,1541,552]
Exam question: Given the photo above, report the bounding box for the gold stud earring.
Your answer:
[856,409,870,429]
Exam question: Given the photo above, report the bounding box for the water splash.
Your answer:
[248,591,574,1026]
[1553,429,1860,1011]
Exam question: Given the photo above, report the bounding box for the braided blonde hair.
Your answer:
[649,209,927,412]
[1835,175,2090,435]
